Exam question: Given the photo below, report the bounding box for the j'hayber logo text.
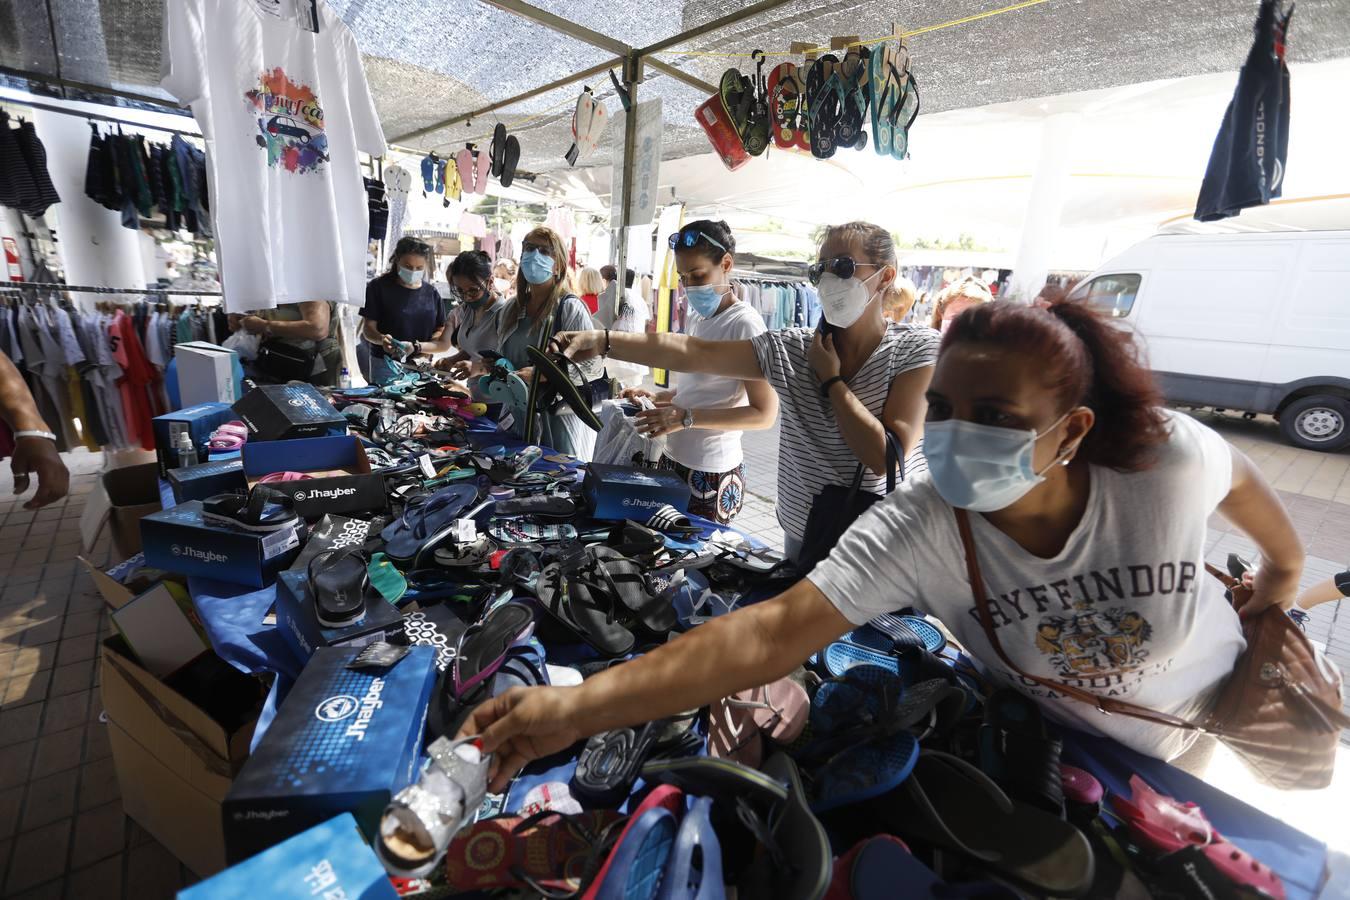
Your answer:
[344,678,386,742]
[294,487,357,502]
[621,497,664,509]
[314,694,359,723]
[233,809,290,822]
[170,544,228,563]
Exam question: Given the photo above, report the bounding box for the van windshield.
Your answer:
[1071,273,1141,318]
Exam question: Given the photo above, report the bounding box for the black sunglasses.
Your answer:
[521,241,553,256]
[807,255,878,285]
[668,228,729,254]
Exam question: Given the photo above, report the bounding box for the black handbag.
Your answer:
[253,338,317,382]
[798,431,905,571]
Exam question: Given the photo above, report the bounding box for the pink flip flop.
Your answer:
[474,147,491,194]
[709,673,809,767]
[207,421,249,450]
[455,149,474,194]
[257,471,314,484]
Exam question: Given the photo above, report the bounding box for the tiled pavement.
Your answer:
[2,410,1350,896]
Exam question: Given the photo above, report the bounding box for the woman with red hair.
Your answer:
[463,299,1304,780]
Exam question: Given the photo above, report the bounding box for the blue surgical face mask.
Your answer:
[923,412,1074,512]
[684,284,727,318]
[520,250,554,285]
[398,265,424,287]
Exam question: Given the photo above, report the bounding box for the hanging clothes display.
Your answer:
[161,0,387,313]
[0,110,61,218]
[723,273,817,332]
[85,125,213,235]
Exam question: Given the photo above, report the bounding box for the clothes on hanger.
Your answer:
[84,125,213,235]
[0,111,60,217]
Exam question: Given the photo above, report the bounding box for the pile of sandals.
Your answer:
[697,42,920,170]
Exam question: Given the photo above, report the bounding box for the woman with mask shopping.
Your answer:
[554,221,938,561]
[464,299,1305,786]
[495,226,604,460]
[622,220,778,524]
[493,258,518,302]
[360,237,453,384]
[437,251,505,380]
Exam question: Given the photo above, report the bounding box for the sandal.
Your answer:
[495,493,582,521]
[645,504,701,536]
[526,346,606,432]
[501,135,521,188]
[572,715,700,807]
[805,55,841,159]
[425,600,536,741]
[308,547,371,628]
[566,86,609,167]
[583,786,685,900]
[767,61,809,152]
[444,808,625,895]
[381,483,482,564]
[708,673,809,767]
[535,559,636,657]
[256,470,312,484]
[433,533,497,568]
[656,795,724,900]
[200,486,298,533]
[741,753,832,900]
[490,520,579,547]
[979,688,1065,816]
[835,46,871,151]
[376,736,491,878]
[490,123,507,178]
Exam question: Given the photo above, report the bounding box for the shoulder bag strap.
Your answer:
[844,429,908,502]
[953,507,1205,732]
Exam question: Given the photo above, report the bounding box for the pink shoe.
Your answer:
[257,471,314,484]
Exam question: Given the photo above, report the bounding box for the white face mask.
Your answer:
[923,412,1075,512]
[818,270,881,329]
[493,278,511,293]
[398,265,424,287]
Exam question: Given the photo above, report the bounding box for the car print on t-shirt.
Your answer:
[245,67,330,173]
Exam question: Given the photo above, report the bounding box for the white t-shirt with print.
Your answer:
[664,301,768,473]
[808,410,1245,761]
[752,324,939,541]
[162,0,385,313]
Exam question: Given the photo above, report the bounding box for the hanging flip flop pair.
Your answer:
[805,46,871,159]
[455,144,491,197]
[767,61,809,152]
[868,40,920,160]
[488,123,522,188]
[717,53,770,158]
[565,86,609,167]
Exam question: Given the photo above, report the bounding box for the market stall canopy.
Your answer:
[4,0,1350,178]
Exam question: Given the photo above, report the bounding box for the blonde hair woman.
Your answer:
[930,275,994,332]
[576,267,604,317]
[496,226,601,459]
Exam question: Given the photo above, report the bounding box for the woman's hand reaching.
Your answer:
[551,330,605,361]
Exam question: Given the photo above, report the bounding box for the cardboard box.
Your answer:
[79,463,164,560]
[242,436,387,518]
[222,646,437,863]
[232,384,345,442]
[110,581,210,679]
[179,813,398,900]
[168,459,248,504]
[176,342,241,408]
[101,636,265,876]
[583,462,691,521]
[153,403,238,478]
[140,502,305,588]
[274,570,404,665]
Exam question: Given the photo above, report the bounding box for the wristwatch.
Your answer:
[680,408,695,429]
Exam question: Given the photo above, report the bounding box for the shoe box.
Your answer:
[222,645,437,864]
[583,462,691,521]
[179,813,397,900]
[140,501,306,588]
[108,580,211,679]
[101,634,266,876]
[274,569,404,666]
[153,402,239,477]
[242,434,387,518]
[233,384,346,442]
[176,341,244,408]
[79,462,163,561]
[168,458,249,504]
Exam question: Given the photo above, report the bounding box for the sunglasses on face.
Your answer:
[668,228,729,254]
[807,255,878,285]
[459,283,486,299]
[521,242,552,256]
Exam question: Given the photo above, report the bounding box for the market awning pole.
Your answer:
[613,54,642,301]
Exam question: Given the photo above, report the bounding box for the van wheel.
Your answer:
[1279,395,1350,451]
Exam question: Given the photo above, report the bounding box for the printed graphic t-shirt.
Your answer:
[808,410,1246,761]
[162,0,386,313]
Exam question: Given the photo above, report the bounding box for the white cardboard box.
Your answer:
[176,342,239,407]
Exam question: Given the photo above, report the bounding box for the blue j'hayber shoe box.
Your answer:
[180,812,397,900]
[221,646,437,864]
[583,462,691,521]
[274,570,405,666]
[140,501,305,588]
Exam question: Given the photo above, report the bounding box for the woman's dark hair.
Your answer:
[388,236,432,273]
[821,221,896,267]
[674,219,736,265]
[942,299,1169,472]
[448,250,493,289]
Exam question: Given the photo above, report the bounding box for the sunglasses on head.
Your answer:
[807,255,878,285]
[668,228,729,255]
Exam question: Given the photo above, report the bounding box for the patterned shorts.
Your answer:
[658,457,747,525]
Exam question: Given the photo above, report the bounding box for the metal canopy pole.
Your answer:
[612,54,642,298]
[480,0,630,56]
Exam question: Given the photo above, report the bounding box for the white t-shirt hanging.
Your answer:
[161,0,386,313]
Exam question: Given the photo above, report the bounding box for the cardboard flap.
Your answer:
[77,556,135,609]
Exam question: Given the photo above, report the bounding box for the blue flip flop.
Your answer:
[656,796,724,900]
[382,484,481,564]
[592,807,679,900]
[811,729,919,813]
[822,641,899,679]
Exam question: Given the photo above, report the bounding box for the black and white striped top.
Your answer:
[752,324,940,541]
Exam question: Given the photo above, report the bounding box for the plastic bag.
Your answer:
[223,329,261,361]
[593,400,667,467]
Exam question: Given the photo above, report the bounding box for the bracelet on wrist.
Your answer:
[820,375,846,397]
[15,430,57,442]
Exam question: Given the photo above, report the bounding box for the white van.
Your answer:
[1068,230,1350,451]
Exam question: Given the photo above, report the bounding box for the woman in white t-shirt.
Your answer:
[621,221,779,524]
[462,298,1305,783]
[555,221,938,561]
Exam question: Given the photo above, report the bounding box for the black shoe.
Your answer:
[308,547,370,629]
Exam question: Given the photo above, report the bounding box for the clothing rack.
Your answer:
[731,268,806,283]
[0,96,201,141]
[1,281,222,297]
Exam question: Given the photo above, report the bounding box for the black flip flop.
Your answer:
[201,487,298,533]
[572,719,666,807]
[494,494,580,521]
[490,123,507,177]
[425,600,535,742]
[587,546,678,637]
[978,688,1065,815]
[535,560,635,657]
[805,56,841,160]
[525,346,605,432]
[500,135,520,187]
[308,547,370,629]
[743,753,832,900]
